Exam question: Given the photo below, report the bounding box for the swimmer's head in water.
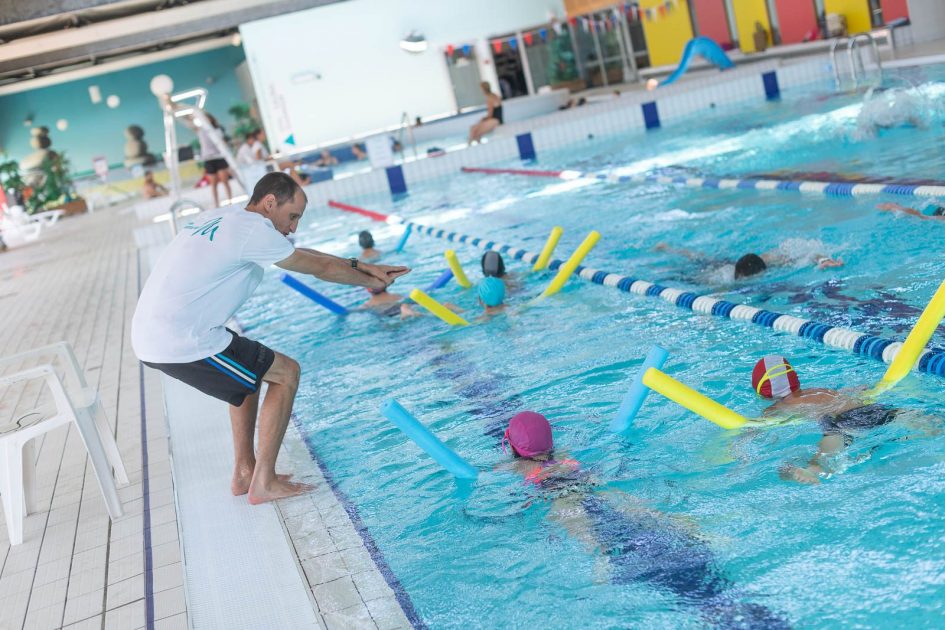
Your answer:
[503,411,553,458]
[922,201,945,216]
[481,251,506,278]
[752,355,800,399]
[478,277,505,307]
[735,253,767,279]
[358,230,375,249]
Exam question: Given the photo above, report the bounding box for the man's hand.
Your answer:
[360,263,410,287]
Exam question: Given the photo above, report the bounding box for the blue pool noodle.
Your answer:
[381,399,479,480]
[609,346,669,434]
[280,274,349,315]
[395,224,413,252]
[425,269,453,292]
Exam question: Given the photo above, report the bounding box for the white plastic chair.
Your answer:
[0,342,128,545]
[0,204,63,243]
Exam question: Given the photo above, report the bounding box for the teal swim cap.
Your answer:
[478,277,505,307]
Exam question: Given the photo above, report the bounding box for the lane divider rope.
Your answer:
[326,200,945,380]
[460,166,945,198]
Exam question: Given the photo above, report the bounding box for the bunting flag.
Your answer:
[523,32,533,46]
[492,39,503,54]
[539,28,547,41]
[509,37,518,50]
[446,44,454,56]
[462,44,471,56]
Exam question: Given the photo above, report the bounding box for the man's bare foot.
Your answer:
[779,465,821,485]
[232,470,295,496]
[247,478,314,505]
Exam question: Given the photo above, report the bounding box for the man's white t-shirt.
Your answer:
[132,208,294,363]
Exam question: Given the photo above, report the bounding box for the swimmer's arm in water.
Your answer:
[779,434,845,485]
[761,249,843,270]
[653,242,705,261]
[877,202,939,220]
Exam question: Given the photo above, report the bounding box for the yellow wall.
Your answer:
[824,0,872,35]
[732,0,771,53]
[640,0,694,67]
[564,0,621,16]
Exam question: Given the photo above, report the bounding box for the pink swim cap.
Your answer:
[503,411,553,458]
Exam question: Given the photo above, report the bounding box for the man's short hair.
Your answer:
[249,172,306,206]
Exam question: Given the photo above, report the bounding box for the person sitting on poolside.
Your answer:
[753,355,929,484]
[359,230,381,261]
[468,81,503,145]
[352,144,367,161]
[477,277,506,319]
[142,170,168,199]
[314,149,339,167]
[655,239,843,283]
[878,201,945,220]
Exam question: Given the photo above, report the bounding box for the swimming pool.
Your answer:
[240,63,945,628]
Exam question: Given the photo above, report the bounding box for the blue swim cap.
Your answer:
[478,277,505,307]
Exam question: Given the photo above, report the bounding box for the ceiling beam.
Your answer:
[0,0,343,75]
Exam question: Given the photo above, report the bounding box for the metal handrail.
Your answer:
[167,199,204,236]
[831,33,883,90]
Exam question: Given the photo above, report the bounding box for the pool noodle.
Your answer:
[395,224,412,252]
[642,368,749,430]
[609,346,670,434]
[425,269,454,292]
[381,399,478,479]
[445,250,472,288]
[871,277,945,396]
[540,231,601,297]
[533,226,563,271]
[280,274,348,315]
[409,288,469,326]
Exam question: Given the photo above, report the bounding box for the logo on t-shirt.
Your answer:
[185,216,222,241]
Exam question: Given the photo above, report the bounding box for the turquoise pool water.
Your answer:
[240,65,945,628]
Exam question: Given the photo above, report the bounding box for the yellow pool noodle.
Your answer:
[872,277,945,396]
[533,226,564,272]
[642,368,749,430]
[445,250,472,289]
[409,289,469,326]
[540,230,601,297]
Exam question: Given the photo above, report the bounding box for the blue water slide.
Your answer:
[659,37,734,87]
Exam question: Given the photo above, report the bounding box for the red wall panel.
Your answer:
[691,0,732,46]
[774,0,818,44]
[880,0,909,21]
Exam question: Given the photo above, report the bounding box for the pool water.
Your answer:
[239,64,945,628]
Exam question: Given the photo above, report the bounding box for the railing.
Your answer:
[831,33,883,90]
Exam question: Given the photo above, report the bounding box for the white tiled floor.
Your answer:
[0,206,186,629]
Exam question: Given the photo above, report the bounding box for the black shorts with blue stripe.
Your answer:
[143,329,276,406]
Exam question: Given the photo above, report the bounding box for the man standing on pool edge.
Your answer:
[132,172,410,504]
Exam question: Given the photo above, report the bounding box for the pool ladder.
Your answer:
[831,33,883,90]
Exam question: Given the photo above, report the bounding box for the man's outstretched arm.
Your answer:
[276,249,410,289]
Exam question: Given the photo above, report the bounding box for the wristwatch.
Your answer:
[349,257,358,269]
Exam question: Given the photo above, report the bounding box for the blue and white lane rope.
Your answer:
[327,200,945,380]
[460,166,945,199]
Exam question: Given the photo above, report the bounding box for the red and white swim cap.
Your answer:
[751,355,800,399]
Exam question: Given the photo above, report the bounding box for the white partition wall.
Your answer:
[239,0,564,152]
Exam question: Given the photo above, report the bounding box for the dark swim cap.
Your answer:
[734,253,766,279]
[359,230,375,249]
[933,205,945,217]
[481,251,506,277]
